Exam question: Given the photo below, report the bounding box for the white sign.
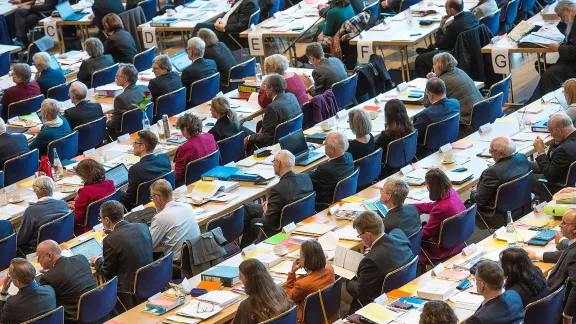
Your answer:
[142,27,157,49]
[248,33,264,56]
[397,82,408,91]
[336,110,347,119]
[357,40,374,64]
[4,184,18,194]
[242,244,257,255]
[479,123,492,133]
[83,148,96,157]
[535,201,548,212]
[462,243,477,256]
[400,164,413,175]
[431,262,445,276]
[45,20,59,43]
[283,222,296,233]
[374,294,388,305]
[117,134,130,142]
[439,143,452,153]
[491,47,510,74]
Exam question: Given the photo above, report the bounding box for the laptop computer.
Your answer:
[105,164,129,189]
[556,90,569,110]
[279,129,325,166]
[170,50,192,72]
[49,54,73,75]
[56,1,88,21]
[69,237,103,260]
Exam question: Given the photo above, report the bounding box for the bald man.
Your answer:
[62,81,104,130]
[531,113,576,200]
[471,137,531,229]
[36,240,98,321]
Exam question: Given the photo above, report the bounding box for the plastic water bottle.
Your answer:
[406,8,412,25]
[506,211,521,248]
[53,148,64,181]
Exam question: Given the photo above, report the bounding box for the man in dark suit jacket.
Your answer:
[92,0,125,32]
[465,261,524,324]
[63,81,105,130]
[0,258,57,323]
[241,150,314,247]
[181,38,218,107]
[120,130,172,210]
[379,177,420,238]
[91,201,154,310]
[36,240,98,321]
[347,211,414,313]
[33,52,66,98]
[0,118,29,170]
[13,0,59,46]
[77,38,115,88]
[149,55,184,105]
[305,42,348,96]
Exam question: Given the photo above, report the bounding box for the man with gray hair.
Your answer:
[78,37,114,88]
[181,37,217,107]
[0,117,29,169]
[471,136,531,229]
[62,81,104,129]
[1,63,40,121]
[29,99,72,157]
[149,54,183,104]
[33,52,65,97]
[241,150,313,247]
[379,177,421,237]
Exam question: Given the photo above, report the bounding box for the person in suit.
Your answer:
[241,150,314,247]
[120,130,172,210]
[414,0,479,78]
[1,63,41,121]
[471,137,531,229]
[0,118,29,170]
[208,96,242,141]
[530,113,576,200]
[286,240,335,322]
[32,52,66,98]
[420,301,459,324]
[181,37,218,107]
[244,74,301,155]
[347,211,414,313]
[379,177,421,238]
[375,100,415,176]
[77,38,115,88]
[36,240,99,321]
[305,42,348,96]
[347,109,375,160]
[28,99,72,157]
[465,261,524,324]
[309,131,355,210]
[197,28,237,89]
[149,55,183,105]
[91,200,154,310]
[257,54,309,108]
[0,258,56,323]
[63,81,105,130]
[499,248,549,307]
[102,13,138,63]
[91,0,125,37]
[12,0,59,47]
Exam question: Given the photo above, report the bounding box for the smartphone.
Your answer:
[452,167,467,172]
[527,239,548,246]
[410,33,422,36]
[456,278,472,290]
[408,93,422,98]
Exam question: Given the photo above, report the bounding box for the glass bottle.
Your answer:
[53,148,64,181]
[142,111,151,130]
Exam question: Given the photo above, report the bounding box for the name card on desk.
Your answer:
[400,164,413,175]
[541,92,555,103]
[83,148,96,157]
[117,134,130,143]
[439,143,452,153]
[242,244,257,255]
[479,123,492,133]
[462,243,477,256]
[4,184,17,194]
[431,262,445,276]
[397,82,408,92]
[535,201,547,212]
[142,27,157,49]
[93,223,104,232]
[374,294,388,305]
[336,110,347,119]
[248,33,264,56]
[45,20,59,43]
[491,47,510,74]
[357,39,374,64]
[175,5,184,12]
[283,222,296,233]
[132,205,145,212]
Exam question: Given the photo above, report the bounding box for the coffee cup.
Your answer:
[369,111,378,120]
[11,193,23,202]
[320,121,332,131]
[166,9,175,16]
[444,152,454,163]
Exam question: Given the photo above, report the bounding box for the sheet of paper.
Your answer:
[333,225,362,241]
[270,260,307,275]
[356,303,399,324]
[294,223,336,236]
[339,203,367,212]
[318,231,339,251]
[57,175,83,186]
[394,310,422,324]
[449,291,484,306]
[333,245,365,279]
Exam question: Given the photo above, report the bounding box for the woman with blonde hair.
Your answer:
[563,79,576,123]
[208,96,242,141]
[257,54,309,108]
[197,28,237,87]
[347,109,375,160]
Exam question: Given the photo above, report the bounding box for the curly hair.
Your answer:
[76,159,106,185]
[176,113,203,137]
[419,301,458,324]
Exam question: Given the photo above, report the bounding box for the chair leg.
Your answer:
[421,247,435,268]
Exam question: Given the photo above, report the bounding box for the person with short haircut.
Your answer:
[564,79,576,124]
[33,52,66,97]
[174,113,218,186]
[379,177,421,238]
[316,0,355,48]
[0,258,56,323]
[12,0,58,47]
[63,81,105,130]
[419,301,458,324]
[257,54,309,108]
[149,55,184,104]
[102,13,138,63]
[470,0,498,19]
[208,96,242,141]
[91,0,125,38]
[69,159,116,235]
[286,240,335,322]
[0,117,29,170]
[465,261,524,324]
[181,37,218,106]
[77,38,115,88]
[120,130,172,210]
[1,63,41,121]
[375,99,415,173]
[305,43,348,96]
[347,109,375,160]
[197,28,237,88]
[347,211,414,313]
[28,99,72,157]
[499,248,549,307]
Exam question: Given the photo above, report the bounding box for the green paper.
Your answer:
[264,233,290,245]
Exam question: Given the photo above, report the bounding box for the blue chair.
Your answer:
[365,1,379,17]
[137,0,157,22]
[331,74,358,109]
[46,82,71,101]
[421,113,460,151]
[37,211,74,245]
[277,192,316,230]
[520,0,537,18]
[274,114,303,144]
[408,227,422,260]
[469,93,504,130]
[381,256,418,293]
[118,103,154,136]
[269,0,286,17]
[23,306,64,324]
[479,9,501,36]
[135,170,175,206]
[184,150,220,185]
[206,206,245,258]
[226,58,256,91]
[74,116,107,153]
[26,38,53,65]
[91,64,119,89]
[0,233,16,271]
[229,10,261,54]
[399,0,420,11]
[486,74,512,103]
[7,94,44,120]
[354,148,383,190]
[261,305,298,324]
[85,190,120,230]
[217,131,245,165]
[189,73,220,107]
[0,16,10,46]
[524,285,566,324]
[384,130,418,170]
[503,0,520,33]
[74,277,118,323]
[134,252,173,299]
[302,277,343,324]
[133,46,156,71]
[155,87,186,120]
[333,168,360,203]
[0,51,9,76]
[3,149,39,187]
[0,171,3,190]
[47,131,78,163]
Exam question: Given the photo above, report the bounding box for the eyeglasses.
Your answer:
[197,300,214,313]
[133,141,144,146]
[357,231,366,238]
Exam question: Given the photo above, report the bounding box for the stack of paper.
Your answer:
[175,300,223,320]
[196,291,242,308]
[333,225,362,241]
[270,260,307,275]
[0,204,26,220]
[449,291,484,307]
[332,245,364,279]
[356,303,399,324]
[417,278,457,301]
[293,223,337,236]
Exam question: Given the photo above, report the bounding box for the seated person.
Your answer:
[465,261,524,324]
[258,54,309,108]
[316,0,355,48]
[347,109,375,160]
[208,96,242,141]
[181,37,218,107]
[63,81,105,130]
[309,131,354,210]
[28,99,72,157]
[1,63,41,121]
[375,99,415,174]
[17,176,69,254]
[285,240,335,322]
[77,38,115,88]
[530,113,576,201]
[564,78,576,123]
[420,301,459,324]
[347,211,413,313]
[68,159,116,235]
[0,117,29,169]
[174,113,218,186]
[120,130,172,210]
[241,150,313,247]
[304,42,348,96]
[197,28,237,88]
[379,177,421,238]
[149,55,183,104]
[499,248,549,307]
[470,0,498,19]
[471,137,531,229]
[12,0,58,47]
[102,13,138,63]
[91,0,125,39]
[32,52,66,98]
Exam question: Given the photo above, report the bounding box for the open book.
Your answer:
[332,245,365,280]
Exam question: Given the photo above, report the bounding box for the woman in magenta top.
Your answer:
[174,113,218,186]
[69,159,116,235]
[413,169,466,262]
[258,54,309,108]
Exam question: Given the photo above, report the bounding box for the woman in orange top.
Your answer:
[286,240,336,323]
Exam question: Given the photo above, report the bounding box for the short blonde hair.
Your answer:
[41,99,60,120]
[432,52,458,73]
[33,52,51,70]
[33,176,55,198]
[264,54,289,75]
[564,79,576,105]
[348,109,372,137]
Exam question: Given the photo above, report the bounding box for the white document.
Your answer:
[446,172,473,183]
[339,203,367,212]
[45,20,59,43]
[142,27,157,49]
[333,225,362,241]
[248,33,265,56]
[492,47,510,74]
[333,245,364,279]
[318,231,339,251]
[104,144,132,160]
[294,223,336,236]
[244,169,275,180]
[357,40,374,64]
[235,159,258,167]
[270,260,307,275]
[394,310,422,324]
[57,175,83,186]
[176,300,223,319]
[0,204,26,217]
[449,291,484,306]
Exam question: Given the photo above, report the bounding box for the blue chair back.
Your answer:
[479,9,501,36]
[262,306,298,324]
[382,256,418,293]
[278,192,316,230]
[37,211,74,245]
[120,103,154,135]
[46,82,71,101]
[135,170,175,206]
[77,277,118,323]
[185,150,220,185]
[91,64,119,89]
[333,168,360,203]
[439,204,477,249]
[274,114,303,144]
[302,278,343,324]
[7,94,44,120]
[74,116,107,153]
[408,227,422,259]
[524,285,566,324]
[521,0,536,15]
[558,161,576,187]
[365,1,379,17]
[134,252,173,299]
[137,0,157,22]
[0,51,9,76]
[189,73,220,107]
[269,0,286,17]
[331,74,357,109]
[487,74,511,104]
[249,9,261,27]
[385,130,417,169]
[0,171,3,190]
[156,87,186,119]
[85,190,120,230]
[227,58,256,90]
[23,306,64,324]
[217,131,245,165]
[0,16,10,46]
[133,46,156,71]
[504,0,520,32]
[422,114,460,150]
[470,93,504,130]
[354,148,383,190]
[493,171,532,214]
[3,149,39,187]
[47,131,78,163]
[207,206,245,258]
[399,0,420,11]
[0,233,16,271]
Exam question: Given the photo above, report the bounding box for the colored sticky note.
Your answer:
[521,219,549,227]
[265,233,291,245]
[494,117,516,123]
[399,284,421,294]
[363,105,380,112]
[342,195,365,203]
[480,239,508,248]
[387,289,413,299]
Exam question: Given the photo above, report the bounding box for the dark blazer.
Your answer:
[383,204,421,238]
[507,281,549,308]
[36,67,66,97]
[535,130,576,189]
[104,29,138,63]
[346,228,414,313]
[224,0,259,34]
[311,57,348,96]
[465,290,524,324]
[0,132,29,170]
[92,0,125,30]
[149,71,183,104]
[435,11,479,50]
[29,0,58,14]
[347,134,375,160]
[263,171,314,230]
[63,100,105,130]
[208,115,242,142]
[107,83,149,132]
[0,282,56,324]
[413,97,460,144]
[77,54,115,88]
[94,220,154,293]
[556,22,576,65]
[120,153,172,210]
[544,241,576,318]
[204,42,237,86]
[181,58,218,103]
[38,255,98,319]
[309,152,355,208]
